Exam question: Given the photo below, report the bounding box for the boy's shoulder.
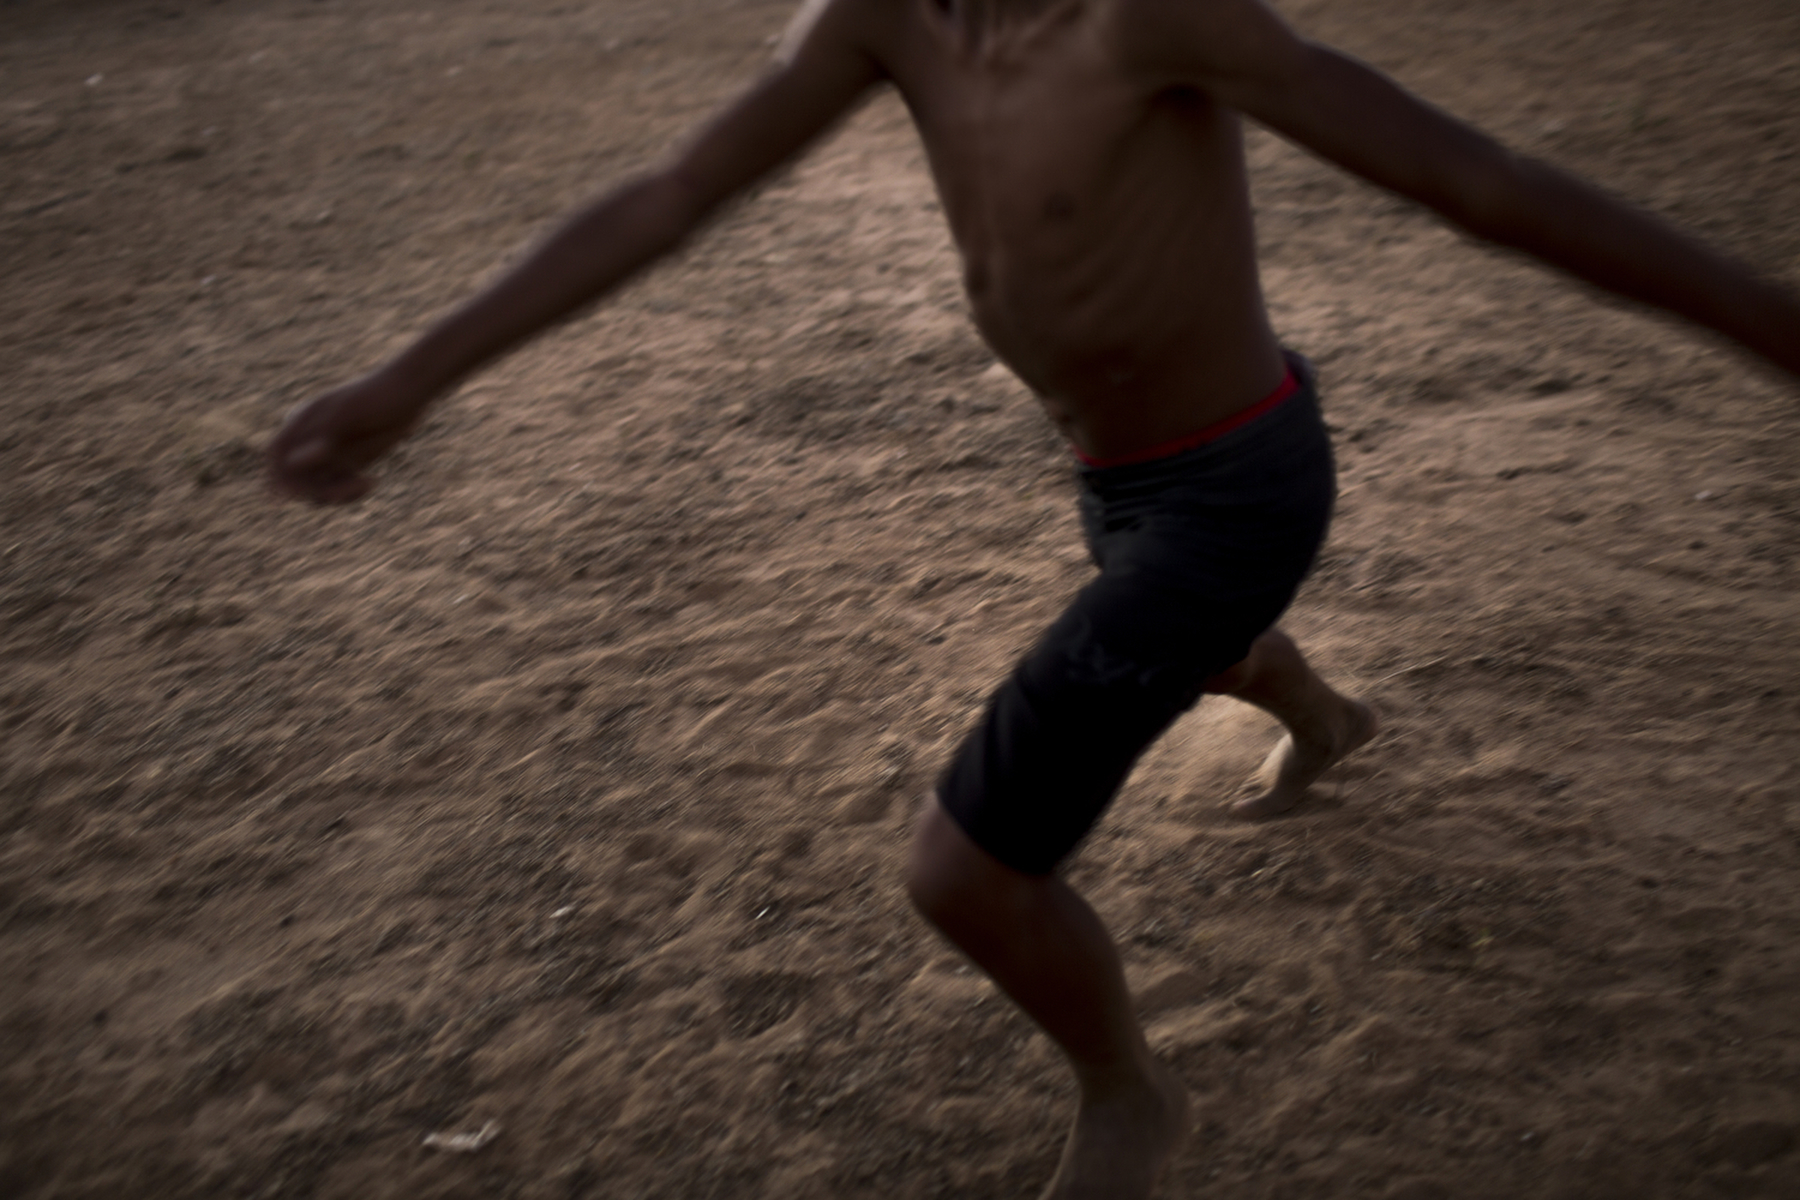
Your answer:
[1101,0,1304,102]
[778,0,917,61]
[775,0,1284,91]
[1105,0,1282,52]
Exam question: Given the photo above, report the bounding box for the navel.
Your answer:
[1043,191,1076,221]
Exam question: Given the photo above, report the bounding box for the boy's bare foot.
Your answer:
[1041,1061,1190,1200]
[1231,696,1377,819]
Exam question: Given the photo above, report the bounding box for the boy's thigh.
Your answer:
[936,564,1283,875]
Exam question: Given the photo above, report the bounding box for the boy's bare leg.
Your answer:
[908,802,1189,1200]
[1204,627,1377,818]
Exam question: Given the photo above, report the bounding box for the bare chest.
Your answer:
[891,4,1139,223]
[885,0,1231,258]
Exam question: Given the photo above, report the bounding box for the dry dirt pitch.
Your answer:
[2,0,1798,1196]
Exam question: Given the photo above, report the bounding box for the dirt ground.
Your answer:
[3,0,1798,1196]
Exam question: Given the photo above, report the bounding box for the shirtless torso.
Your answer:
[875,0,1285,457]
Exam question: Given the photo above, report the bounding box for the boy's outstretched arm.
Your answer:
[268,3,882,504]
[1125,0,1800,381]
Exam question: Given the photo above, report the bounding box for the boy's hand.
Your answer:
[266,370,432,504]
[263,0,881,509]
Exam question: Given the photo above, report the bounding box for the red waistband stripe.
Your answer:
[1073,366,1302,470]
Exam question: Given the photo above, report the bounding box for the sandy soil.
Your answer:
[3,0,1798,1196]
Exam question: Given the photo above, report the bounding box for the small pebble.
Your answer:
[423,1122,500,1153]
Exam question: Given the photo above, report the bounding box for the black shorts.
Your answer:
[936,354,1336,874]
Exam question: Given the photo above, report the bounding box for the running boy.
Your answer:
[268,1,1800,1196]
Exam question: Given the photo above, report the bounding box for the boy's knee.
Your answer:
[905,794,1039,929]
[905,798,968,922]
